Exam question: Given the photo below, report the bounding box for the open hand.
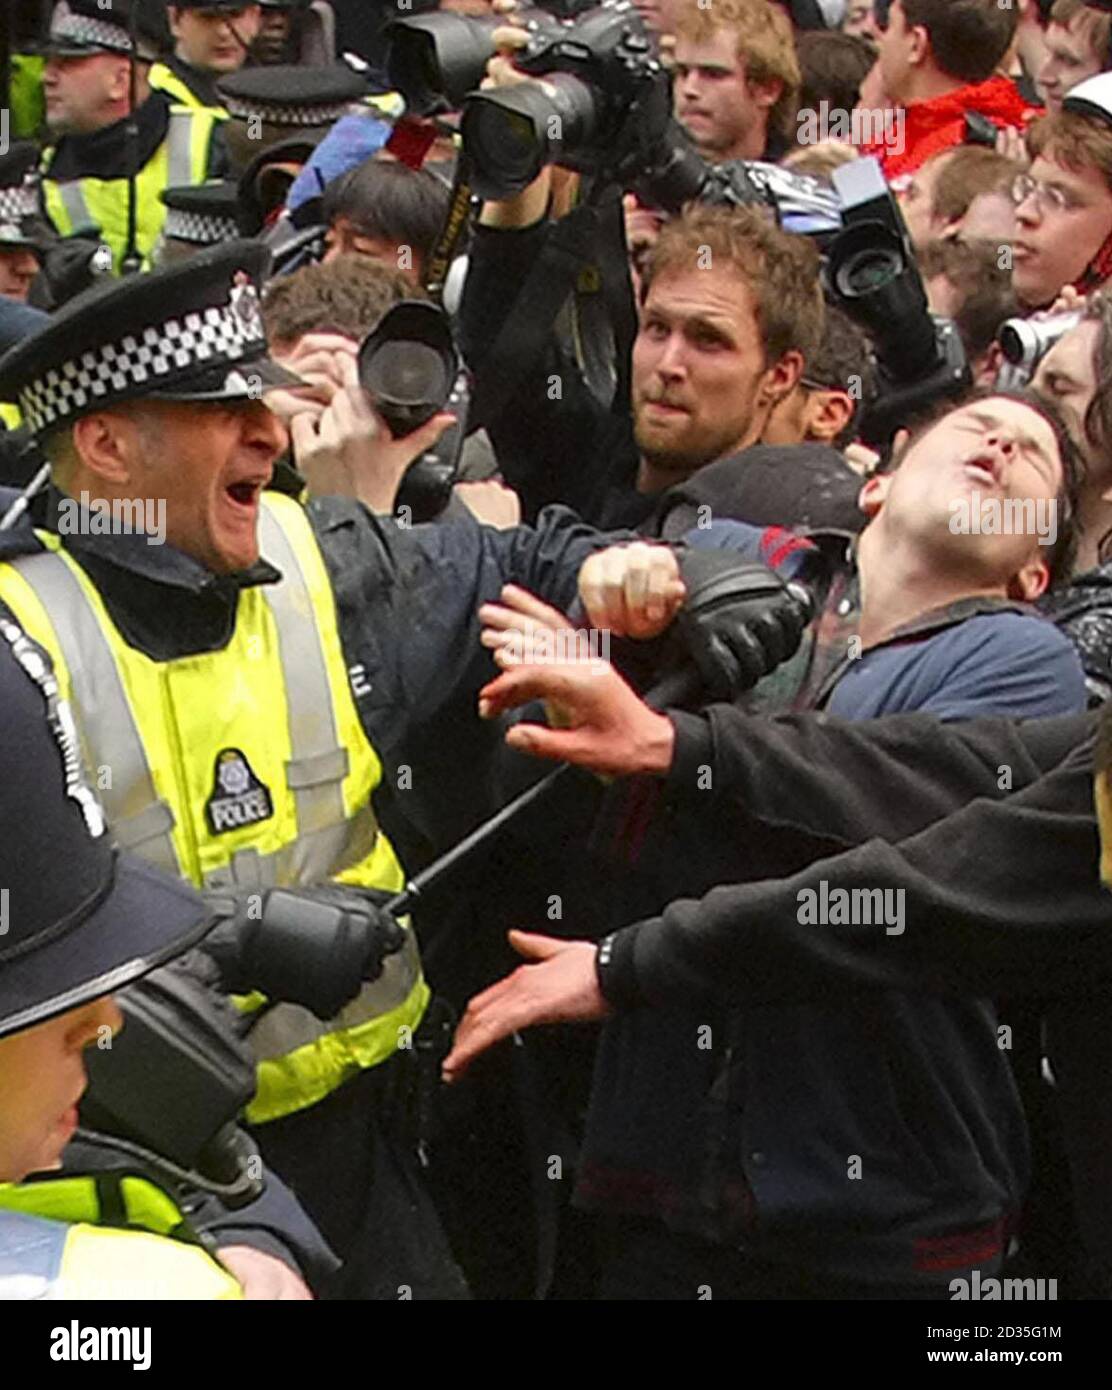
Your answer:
[442,931,609,1083]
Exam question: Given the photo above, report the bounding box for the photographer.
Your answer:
[321,159,452,288]
[461,195,865,531]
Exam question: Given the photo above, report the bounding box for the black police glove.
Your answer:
[29,230,114,311]
[669,548,817,703]
[201,885,407,1021]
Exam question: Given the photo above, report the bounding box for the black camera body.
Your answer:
[387,0,599,115]
[460,2,669,199]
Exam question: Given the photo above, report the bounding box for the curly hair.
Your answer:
[261,255,418,348]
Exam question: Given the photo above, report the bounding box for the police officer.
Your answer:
[0,144,45,307]
[0,238,659,1297]
[156,179,243,264]
[151,0,261,111]
[0,618,263,1298]
[39,0,227,274]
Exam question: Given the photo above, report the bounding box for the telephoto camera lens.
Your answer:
[462,75,600,199]
[357,301,460,438]
[826,220,938,384]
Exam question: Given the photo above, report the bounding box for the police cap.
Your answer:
[0,621,211,1039]
[160,180,244,246]
[0,241,300,437]
[216,63,369,127]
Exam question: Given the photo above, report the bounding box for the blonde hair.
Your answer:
[674,0,802,143]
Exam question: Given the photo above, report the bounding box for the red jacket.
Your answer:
[859,75,1039,182]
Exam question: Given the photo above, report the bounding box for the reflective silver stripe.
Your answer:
[12,551,180,875]
[203,807,380,891]
[256,504,350,839]
[55,180,95,236]
[245,924,423,1063]
[165,110,196,187]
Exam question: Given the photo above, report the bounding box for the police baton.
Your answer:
[381,551,829,921]
[380,662,700,921]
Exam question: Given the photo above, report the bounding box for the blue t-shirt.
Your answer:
[826,611,1087,721]
[684,517,1088,720]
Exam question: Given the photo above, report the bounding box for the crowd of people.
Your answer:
[1,0,1112,1310]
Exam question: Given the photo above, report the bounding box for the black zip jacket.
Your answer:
[594,705,1112,1285]
[458,221,865,534]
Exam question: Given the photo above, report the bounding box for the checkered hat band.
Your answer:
[18,288,266,433]
[0,186,37,222]
[50,3,132,52]
[225,97,350,125]
[164,208,239,244]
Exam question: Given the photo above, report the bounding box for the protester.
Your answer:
[1014,72,1112,307]
[449,388,1087,1298]
[1040,0,1111,114]
[861,0,1034,179]
[461,201,866,531]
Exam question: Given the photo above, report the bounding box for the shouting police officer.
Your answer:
[0,238,666,1297]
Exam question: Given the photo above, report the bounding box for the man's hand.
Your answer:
[478,659,676,775]
[265,332,360,425]
[289,353,454,512]
[454,479,522,528]
[217,1245,314,1300]
[578,542,685,639]
[442,931,609,1082]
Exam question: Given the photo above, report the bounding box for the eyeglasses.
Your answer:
[1011,172,1080,216]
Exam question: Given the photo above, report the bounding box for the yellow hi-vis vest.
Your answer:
[150,61,231,119]
[41,105,220,274]
[0,1175,243,1299]
[0,493,429,1124]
